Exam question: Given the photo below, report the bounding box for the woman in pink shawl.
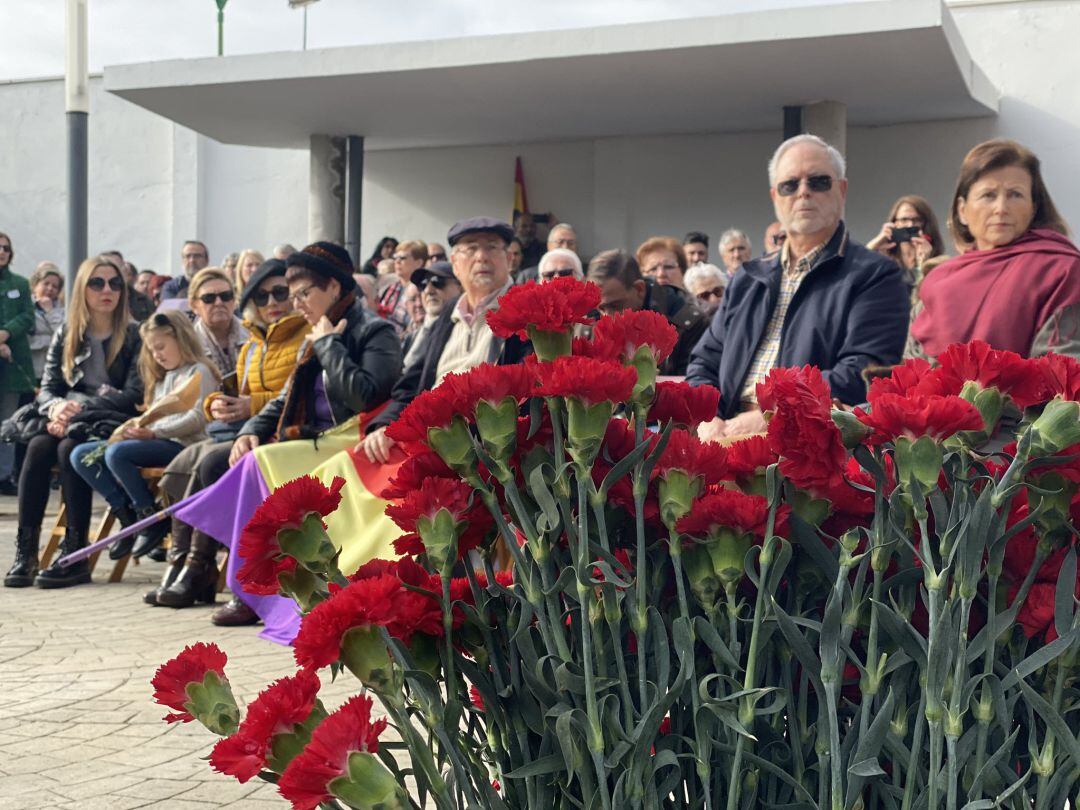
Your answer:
[909,139,1080,360]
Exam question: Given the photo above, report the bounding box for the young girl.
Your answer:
[71,311,220,561]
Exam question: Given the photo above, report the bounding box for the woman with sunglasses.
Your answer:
[147,259,310,608]
[188,268,248,375]
[4,256,143,589]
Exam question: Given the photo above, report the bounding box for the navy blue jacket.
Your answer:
[686,223,909,417]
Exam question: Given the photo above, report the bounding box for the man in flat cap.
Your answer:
[359,217,530,463]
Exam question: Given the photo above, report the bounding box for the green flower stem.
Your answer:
[1035,644,1072,810]
[780,655,806,786]
[859,475,889,742]
[631,406,650,715]
[379,690,453,810]
[901,677,929,810]
[925,577,945,810]
[669,529,712,810]
[576,468,610,810]
[946,594,973,810]
[590,497,635,731]
[724,584,741,661]
[726,531,779,810]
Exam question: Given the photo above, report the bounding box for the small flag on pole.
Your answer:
[513,157,529,221]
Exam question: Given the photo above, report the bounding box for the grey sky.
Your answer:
[0,0,873,82]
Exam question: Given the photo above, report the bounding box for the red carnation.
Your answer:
[649,381,721,428]
[1009,579,1079,643]
[676,489,786,540]
[277,695,388,810]
[935,340,1048,409]
[537,355,637,406]
[237,476,346,595]
[723,435,777,485]
[654,428,728,487]
[758,366,847,494]
[591,309,679,365]
[469,685,486,712]
[855,393,984,443]
[443,362,537,413]
[572,335,621,361]
[386,385,460,449]
[1037,353,1080,401]
[487,276,599,340]
[152,642,229,724]
[386,477,492,559]
[210,670,321,782]
[868,357,948,401]
[380,452,455,500]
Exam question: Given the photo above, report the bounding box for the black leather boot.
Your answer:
[107,504,140,561]
[130,506,169,559]
[144,552,187,605]
[34,527,91,589]
[156,555,218,609]
[4,525,41,588]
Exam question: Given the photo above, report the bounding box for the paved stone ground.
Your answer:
[0,494,378,809]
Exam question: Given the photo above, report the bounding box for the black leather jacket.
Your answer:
[241,299,402,442]
[36,322,144,416]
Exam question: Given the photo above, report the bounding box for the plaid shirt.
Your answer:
[739,240,827,405]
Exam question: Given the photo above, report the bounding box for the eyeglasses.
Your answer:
[0,245,11,253]
[251,285,290,307]
[418,276,451,291]
[776,174,833,197]
[392,254,411,262]
[454,242,506,258]
[696,286,725,302]
[86,276,124,292]
[198,289,235,305]
[291,285,318,304]
[182,252,207,261]
[428,253,446,262]
[539,268,576,281]
[769,233,787,247]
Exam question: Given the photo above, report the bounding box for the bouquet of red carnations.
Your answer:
[154,278,1080,810]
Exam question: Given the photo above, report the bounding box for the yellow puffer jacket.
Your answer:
[204,313,311,418]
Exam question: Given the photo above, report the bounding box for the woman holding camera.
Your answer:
[866,195,946,286]
[3,257,142,589]
[909,139,1080,360]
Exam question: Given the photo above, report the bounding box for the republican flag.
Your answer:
[513,156,529,221]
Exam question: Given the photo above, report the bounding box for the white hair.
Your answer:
[767,134,846,187]
[719,228,751,250]
[683,262,725,293]
[538,248,583,279]
[549,222,576,236]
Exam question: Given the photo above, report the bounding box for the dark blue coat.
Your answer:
[686,223,909,418]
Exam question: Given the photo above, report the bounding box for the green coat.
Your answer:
[0,267,37,394]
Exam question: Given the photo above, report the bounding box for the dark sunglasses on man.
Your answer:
[417,276,450,292]
[539,268,576,281]
[198,290,235,305]
[696,286,725,302]
[428,252,446,262]
[776,174,833,197]
[86,276,125,292]
[250,285,290,307]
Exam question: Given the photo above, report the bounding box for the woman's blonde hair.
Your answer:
[234,249,266,293]
[188,267,234,307]
[63,256,130,384]
[137,310,220,407]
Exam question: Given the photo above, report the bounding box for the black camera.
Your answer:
[891,226,920,244]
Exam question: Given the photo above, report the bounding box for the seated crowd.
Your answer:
[2,134,1078,635]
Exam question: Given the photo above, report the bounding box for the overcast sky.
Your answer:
[0,0,871,82]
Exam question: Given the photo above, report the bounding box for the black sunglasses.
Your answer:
[540,268,576,280]
[86,276,124,292]
[776,174,833,197]
[198,289,235,305]
[251,285,290,307]
[418,276,451,291]
[429,253,446,262]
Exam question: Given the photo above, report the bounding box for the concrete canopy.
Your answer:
[105,0,996,151]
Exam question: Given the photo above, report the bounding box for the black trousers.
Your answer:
[18,433,93,534]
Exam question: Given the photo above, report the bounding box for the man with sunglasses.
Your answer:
[688,134,908,441]
[425,243,447,267]
[401,261,462,368]
[161,240,211,301]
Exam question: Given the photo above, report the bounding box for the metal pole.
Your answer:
[216,0,228,56]
[66,0,89,291]
[303,6,308,50]
[345,136,364,264]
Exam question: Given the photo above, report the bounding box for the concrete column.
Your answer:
[309,134,346,244]
[344,136,364,264]
[802,100,847,156]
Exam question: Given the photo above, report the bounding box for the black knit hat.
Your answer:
[239,258,287,311]
[286,241,358,293]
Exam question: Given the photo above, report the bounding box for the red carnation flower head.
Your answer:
[210,669,322,783]
[676,489,789,608]
[487,277,599,359]
[936,340,1049,410]
[237,476,346,596]
[385,477,492,568]
[855,393,984,444]
[152,642,239,735]
[723,435,777,493]
[591,309,679,400]
[1037,353,1080,401]
[572,334,621,362]
[868,357,949,401]
[277,694,402,810]
[757,365,848,496]
[649,381,721,429]
[1010,578,1079,643]
[654,429,729,527]
[387,386,477,473]
[380,452,456,500]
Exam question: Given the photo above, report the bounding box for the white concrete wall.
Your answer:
[1,1,1078,280]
